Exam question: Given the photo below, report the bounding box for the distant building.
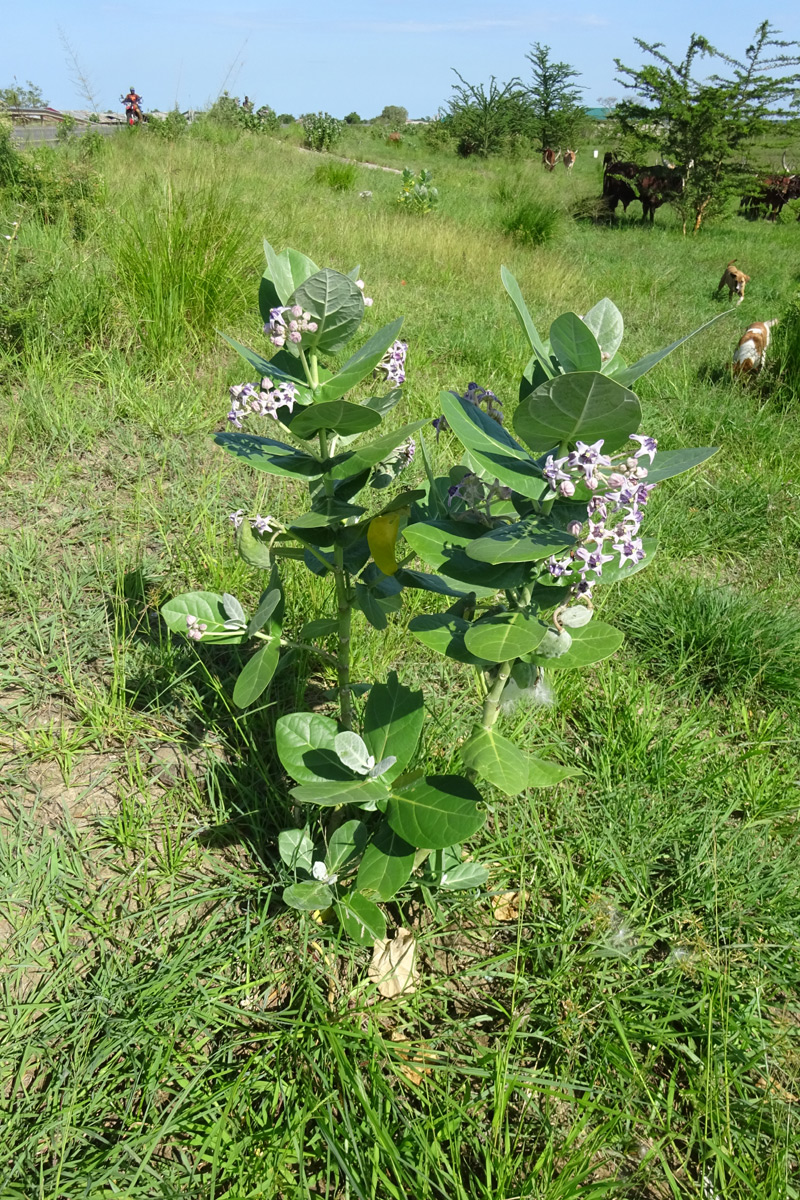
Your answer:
[585,107,612,120]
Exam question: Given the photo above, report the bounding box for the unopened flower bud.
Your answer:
[567,521,583,536]
[559,479,576,497]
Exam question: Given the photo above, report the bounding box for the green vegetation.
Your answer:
[1,118,799,1197]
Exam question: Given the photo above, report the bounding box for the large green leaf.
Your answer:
[237,520,274,570]
[263,241,320,307]
[293,269,364,355]
[335,893,387,946]
[615,310,733,386]
[290,778,390,807]
[161,592,247,645]
[275,712,351,783]
[232,637,280,708]
[278,829,315,872]
[408,613,493,667]
[465,519,574,565]
[549,313,603,372]
[291,400,382,439]
[438,392,547,499]
[402,518,487,570]
[363,671,424,784]
[643,447,718,484]
[356,823,416,901]
[580,298,624,363]
[527,756,580,788]
[460,728,529,795]
[464,613,548,663]
[387,775,486,849]
[395,568,496,601]
[514,372,641,453]
[246,588,281,637]
[528,621,624,669]
[284,881,333,912]
[214,432,321,479]
[315,319,405,404]
[501,266,556,380]
[329,420,429,479]
[327,819,369,871]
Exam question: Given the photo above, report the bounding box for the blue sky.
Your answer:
[3,1,798,116]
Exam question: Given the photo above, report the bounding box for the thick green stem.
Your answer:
[480,660,513,732]
[333,540,354,730]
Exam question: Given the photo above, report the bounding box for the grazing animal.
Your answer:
[543,148,561,171]
[740,151,800,221]
[732,320,778,375]
[602,154,639,216]
[563,149,576,171]
[601,153,690,223]
[717,261,750,305]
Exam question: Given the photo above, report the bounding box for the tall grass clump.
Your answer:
[618,575,800,701]
[114,178,250,360]
[499,196,562,246]
[312,159,357,191]
[772,298,800,404]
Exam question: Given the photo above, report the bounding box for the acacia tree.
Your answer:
[525,43,586,154]
[446,70,528,156]
[614,22,800,233]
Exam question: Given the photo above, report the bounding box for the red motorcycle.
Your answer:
[121,92,144,126]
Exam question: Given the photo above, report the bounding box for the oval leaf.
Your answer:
[362,671,424,784]
[326,819,369,871]
[408,613,493,667]
[275,712,350,783]
[387,775,485,849]
[513,372,641,453]
[464,613,547,663]
[335,893,387,947]
[232,637,280,708]
[460,728,530,795]
[549,312,603,373]
[283,881,333,912]
[466,520,574,565]
[278,829,315,872]
[161,592,247,645]
[291,400,382,439]
[580,298,624,362]
[528,621,624,669]
[293,269,365,354]
[357,823,416,901]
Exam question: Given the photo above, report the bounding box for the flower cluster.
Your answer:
[229,510,281,535]
[546,434,658,596]
[447,472,512,521]
[227,377,299,427]
[186,614,207,642]
[265,305,319,348]
[434,381,503,439]
[396,438,416,469]
[355,279,374,307]
[376,340,408,386]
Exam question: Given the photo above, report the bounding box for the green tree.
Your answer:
[525,43,585,154]
[344,111,361,124]
[614,21,800,232]
[446,71,528,156]
[0,79,47,109]
[378,105,408,126]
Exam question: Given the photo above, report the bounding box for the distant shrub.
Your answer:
[378,105,408,126]
[0,121,104,238]
[204,92,278,134]
[500,197,561,246]
[422,120,453,151]
[302,112,344,152]
[312,160,356,192]
[277,113,295,124]
[397,168,439,214]
[344,111,361,125]
[147,107,188,141]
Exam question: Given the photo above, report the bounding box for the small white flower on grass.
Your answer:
[311,861,338,886]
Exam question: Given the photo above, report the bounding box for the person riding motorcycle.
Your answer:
[122,87,143,124]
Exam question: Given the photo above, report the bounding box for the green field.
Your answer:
[1,121,799,1198]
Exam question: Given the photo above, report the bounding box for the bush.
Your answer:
[302,112,344,152]
[500,197,561,246]
[397,168,439,214]
[147,108,189,141]
[0,122,104,239]
[312,160,357,192]
[344,112,361,125]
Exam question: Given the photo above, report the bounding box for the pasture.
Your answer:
[1,120,800,1198]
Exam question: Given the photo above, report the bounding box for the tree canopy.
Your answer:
[613,21,800,231]
[525,43,586,154]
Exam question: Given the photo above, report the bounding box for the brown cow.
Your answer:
[563,149,576,171]
[543,148,561,171]
[602,154,639,216]
[602,153,688,223]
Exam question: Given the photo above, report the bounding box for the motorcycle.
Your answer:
[121,95,144,126]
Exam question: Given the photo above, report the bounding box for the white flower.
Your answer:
[311,861,338,886]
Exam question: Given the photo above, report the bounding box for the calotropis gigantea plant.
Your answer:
[162,242,724,946]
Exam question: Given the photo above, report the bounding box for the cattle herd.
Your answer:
[538,149,788,377]
[595,151,800,224]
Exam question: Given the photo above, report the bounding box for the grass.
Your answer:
[0,122,799,1198]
